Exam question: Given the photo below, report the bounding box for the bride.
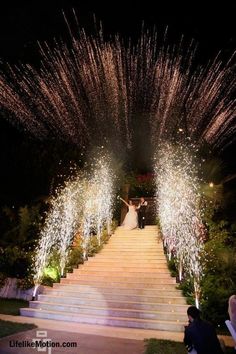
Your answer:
[119,197,138,230]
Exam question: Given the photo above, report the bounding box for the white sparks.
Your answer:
[33,153,115,284]
[155,142,205,307]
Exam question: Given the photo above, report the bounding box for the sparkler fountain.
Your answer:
[80,155,115,259]
[33,153,115,294]
[154,142,205,307]
[0,18,236,305]
[33,171,86,293]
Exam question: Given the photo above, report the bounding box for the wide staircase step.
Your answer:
[29,301,187,321]
[41,288,185,304]
[20,225,187,332]
[20,307,184,331]
[53,282,184,294]
[37,294,187,312]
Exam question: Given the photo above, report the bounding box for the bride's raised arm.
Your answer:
[119,197,129,207]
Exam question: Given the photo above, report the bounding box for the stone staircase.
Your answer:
[20,226,188,331]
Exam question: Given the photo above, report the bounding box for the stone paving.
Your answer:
[0,328,144,354]
[0,314,234,353]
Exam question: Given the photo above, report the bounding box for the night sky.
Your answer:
[0,1,236,204]
[0,2,235,63]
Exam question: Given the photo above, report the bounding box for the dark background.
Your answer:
[0,1,236,205]
[1,2,236,62]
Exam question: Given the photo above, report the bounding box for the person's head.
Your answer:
[228,295,236,312]
[187,306,201,322]
[140,197,145,202]
[129,200,133,205]
[229,294,236,305]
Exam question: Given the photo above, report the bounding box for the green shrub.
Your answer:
[17,276,35,290]
[0,246,33,278]
[110,219,118,233]
[167,258,178,277]
[40,250,61,286]
[144,338,185,354]
[65,246,84,273]
[0,319,37,338]
[178,277,195,305]
[40,275,55,287]
[0,217,117,289]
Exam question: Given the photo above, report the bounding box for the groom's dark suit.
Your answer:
[137,200,148,229]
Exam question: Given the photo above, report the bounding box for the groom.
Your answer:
[137,197,148,229]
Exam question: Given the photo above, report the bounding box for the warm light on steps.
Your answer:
[39,290,186,305]
[20,226,188,332]
[29,301,188,321]
[37,294,188,312]
[52,283,180,291]
[20,308,186,331]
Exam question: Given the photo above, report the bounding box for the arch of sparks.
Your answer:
[0,19,236,305]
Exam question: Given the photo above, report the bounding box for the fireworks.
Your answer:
[0,18,235,306]
[33,170,86,284]
[80,155,115,258]
[33,152,115,284]
[155,143,205,307]
[0,24,235,152]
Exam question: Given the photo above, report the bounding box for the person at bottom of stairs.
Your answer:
[184,305,224,354]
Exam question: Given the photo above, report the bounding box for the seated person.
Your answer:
[184,306,223,354]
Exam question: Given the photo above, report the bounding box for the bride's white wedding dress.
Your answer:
[122,205,138,230]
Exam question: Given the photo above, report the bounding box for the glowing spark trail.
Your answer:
[0,18,235,307]
[155,143,204,307]
[80,155,115,258]
[33,171,86,284]
[0,24,236,151]
[33,153,115,284]
[34,154,114,284]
